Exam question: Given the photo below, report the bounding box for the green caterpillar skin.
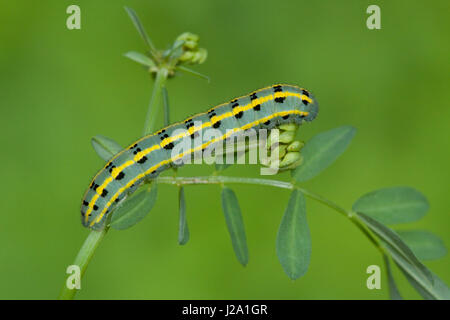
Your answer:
[81,84,319,230]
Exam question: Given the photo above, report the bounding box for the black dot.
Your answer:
[93,205,99,211]
[151,170,156,174]
[115,198,120,203]
[235,111,243,119]
[273,85,283,92]
[115,171,125,180]
[191,132,200,139]
[81,211,85,217]
[164,143,174,150]
[282,115,290,120]
[250,93,257,100]
[264,120,271,125]
[213,121,221,128]
[253,104,261,111]
[137,156,147,164]
[302,98,310,105]
[302,89,310,97]
[83,200,89,206]
[275,97,286,103]
[230,99,237,103]
[231,103,239,109]
[101,189,108,197]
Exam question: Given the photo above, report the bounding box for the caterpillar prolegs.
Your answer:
[81,84,319,230]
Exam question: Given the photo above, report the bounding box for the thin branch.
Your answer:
[58,227,109,299]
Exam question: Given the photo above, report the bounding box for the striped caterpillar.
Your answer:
[81,84,319,230]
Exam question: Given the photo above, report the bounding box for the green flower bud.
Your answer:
[176,32,199,43]
[279,152,303,168]
[179,51,194,62]
[286,140,304,152]
[184,40,198,50]
[272,144,287,159]
[278,123,298,132]
[279,131,295,144]
[194,48,207,64]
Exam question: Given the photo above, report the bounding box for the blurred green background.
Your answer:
[0,0,448,299]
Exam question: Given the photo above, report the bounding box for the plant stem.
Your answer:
[61,175,383,299]
[143,68,169,136]
[155,175,384,252]
[60,68,168,299]
[156,175,294,190]
[58,227,109,300]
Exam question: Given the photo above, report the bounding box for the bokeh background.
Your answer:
[0,0,448,299]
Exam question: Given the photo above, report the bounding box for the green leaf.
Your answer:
[396,230,447,261]
[276,190,311,280]
[221,187,249,266]
[91,135,123,161]
[178,187,190,245]
[124,51,156,68]
[357,212,433,284]
[383,255,403,300]
[291,126,356,182]
[124,6,156,52]
[352,187,429,225]
[110,184,158,230]
[177,66,210,82]
[385,241,450,300]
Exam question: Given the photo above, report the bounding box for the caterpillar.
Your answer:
[81,84,319,230]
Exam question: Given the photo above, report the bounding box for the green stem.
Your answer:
[61,175,384,299]
[155,175,384,252]
[58,227,109,300]
[143,68,169,135]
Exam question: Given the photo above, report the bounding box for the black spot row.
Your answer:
[137,156,148,164]
[90,181,99,191]
[231,102,243,119]
[302,89,310,105]
[208,109,221,128]
[115,171,125,180]
[184,118,194,129]
[160,133,169,140]
[273,85,283,93]
[275,97,286,103]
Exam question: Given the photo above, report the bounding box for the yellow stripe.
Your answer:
[90,109,309,227]
[85,88,311,223]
